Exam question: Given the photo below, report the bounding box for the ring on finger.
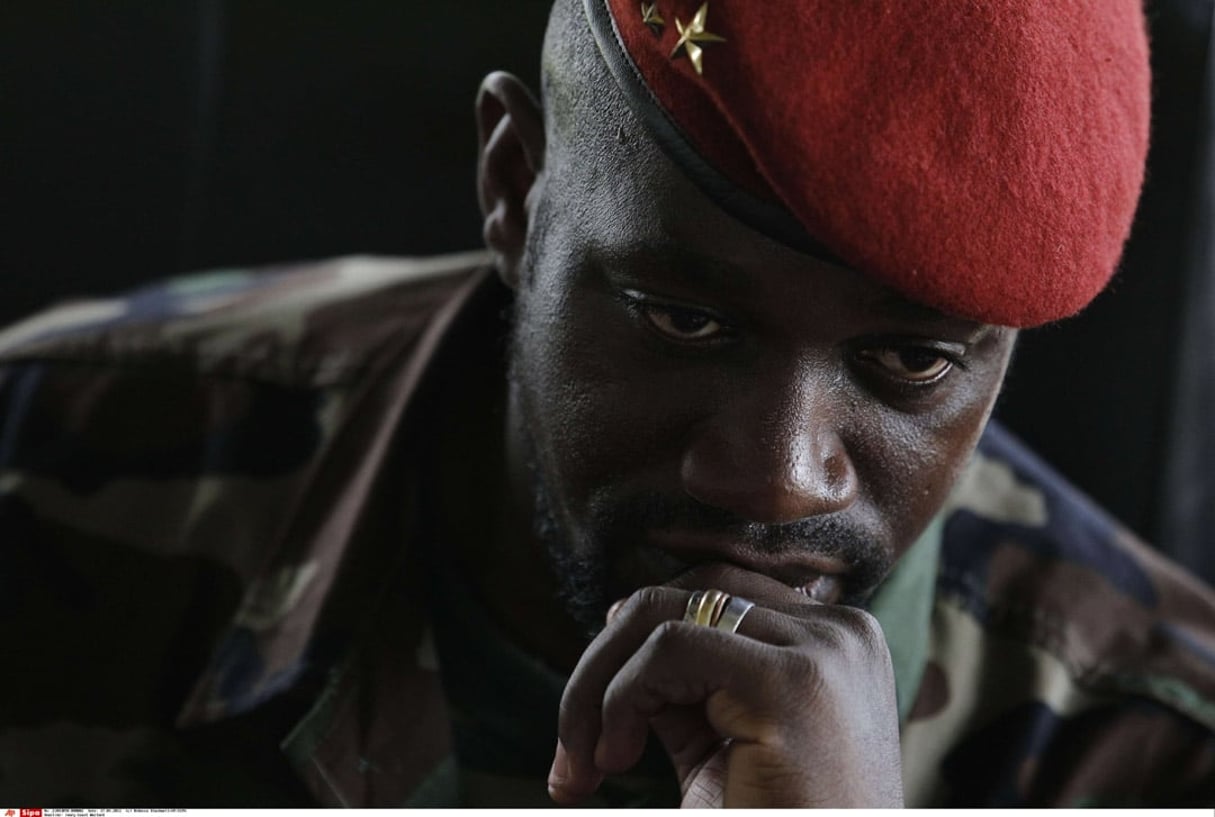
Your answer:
[684,589,730,627]
[714,596,755,634]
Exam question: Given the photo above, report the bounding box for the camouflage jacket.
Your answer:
[1,254,1213,807]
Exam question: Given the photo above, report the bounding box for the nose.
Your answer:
[679,373,858,525]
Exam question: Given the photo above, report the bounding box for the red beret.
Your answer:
[584,0,1151,327]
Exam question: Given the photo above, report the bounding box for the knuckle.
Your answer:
[839,606,885,643]
[825,606,890,663]
[651,617,680,641]
[647,618,687,651]
[791,606,888,660]
[624,585,674,616]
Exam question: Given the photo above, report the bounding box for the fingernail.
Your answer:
[549,739,572,784]
[548,740,578,803]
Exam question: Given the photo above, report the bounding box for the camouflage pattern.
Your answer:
[0,252,1213,807]
[903,424,1215,806]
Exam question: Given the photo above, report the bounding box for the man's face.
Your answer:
[505,111,1016,632]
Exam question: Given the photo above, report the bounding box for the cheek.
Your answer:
[513,287,661,499]
[845,387,998,553]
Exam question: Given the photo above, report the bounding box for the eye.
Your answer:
[858,346,955,384]
[642,304,724,341]
[621,289,728,343]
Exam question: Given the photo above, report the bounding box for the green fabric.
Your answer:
[163,269,250,295]
[404,756,460,808]
[1112,673,1215,730]
[868,512,943,723]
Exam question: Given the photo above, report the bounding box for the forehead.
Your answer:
[545,101,789,274]
[545,105,984,335]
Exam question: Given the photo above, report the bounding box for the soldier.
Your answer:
[1,0,1213,808]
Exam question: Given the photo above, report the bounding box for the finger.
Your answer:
[594,622,781,775]
[552,562,850,801]
[558,582,805,792]
[548,739,602,805]
[552,585,689,802]
[606,597,628,623]
[666,562,834,619]
[612,592,808,647]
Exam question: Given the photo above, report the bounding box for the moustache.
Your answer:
[589,489,887,580]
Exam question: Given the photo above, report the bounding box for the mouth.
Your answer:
[629,530,850,604]
[790,573,842,604]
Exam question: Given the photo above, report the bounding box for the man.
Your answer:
[1,0,1213,807]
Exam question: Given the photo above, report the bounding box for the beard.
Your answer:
[525,445,892,637]
[527,453,617,637]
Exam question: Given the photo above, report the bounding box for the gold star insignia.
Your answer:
[670,2,726,76]
[641,2,664,34]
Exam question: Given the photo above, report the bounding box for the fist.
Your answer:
[548,564,904,808]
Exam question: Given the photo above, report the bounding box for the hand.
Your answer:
[547,563,904,808]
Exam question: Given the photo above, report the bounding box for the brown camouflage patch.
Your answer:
[908,660,950,721]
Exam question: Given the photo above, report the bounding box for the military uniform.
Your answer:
[1,254,1212,806]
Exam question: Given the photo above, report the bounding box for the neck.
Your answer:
[431,342,590,675]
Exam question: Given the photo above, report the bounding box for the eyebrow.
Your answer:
[596,238,998,336]
[592,240,758,300]
[867,291,992,335]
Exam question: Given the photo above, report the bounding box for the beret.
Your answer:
[583,0,1151,327]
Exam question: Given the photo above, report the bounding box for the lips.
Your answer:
[791,573,842,603]
[641,529,849,604]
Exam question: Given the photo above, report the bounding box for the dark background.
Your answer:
[2,0,1213,583]
[0,0,553,318]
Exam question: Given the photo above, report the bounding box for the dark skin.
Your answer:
[470,66,1017,807]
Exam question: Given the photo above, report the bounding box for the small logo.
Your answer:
[20,809,42,817]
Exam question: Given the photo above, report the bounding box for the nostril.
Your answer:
[822,449,859,502]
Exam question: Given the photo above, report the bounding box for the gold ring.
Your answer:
[715,596,755,634]
[684,589,730,627]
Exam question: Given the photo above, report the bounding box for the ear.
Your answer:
[476,71,545,289]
